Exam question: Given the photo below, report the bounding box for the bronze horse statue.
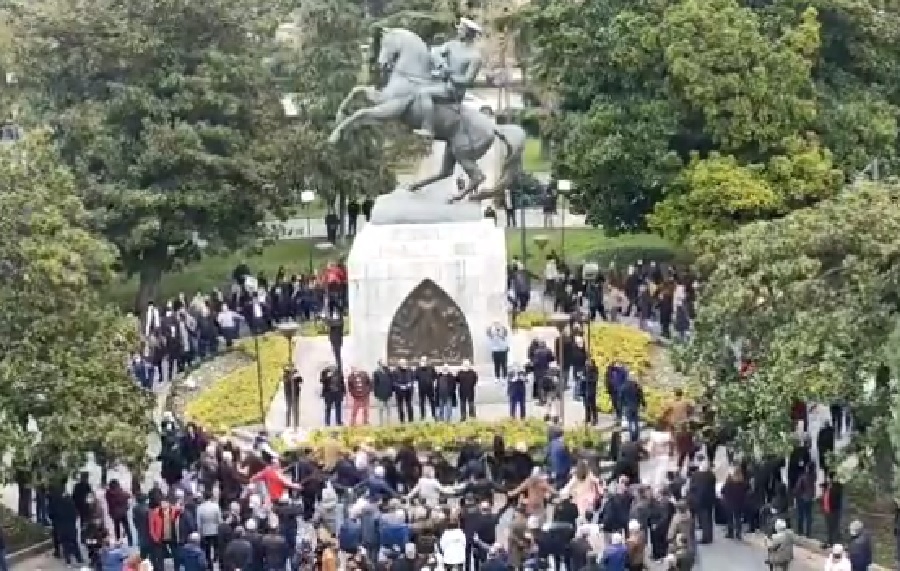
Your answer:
[328,27,526,202]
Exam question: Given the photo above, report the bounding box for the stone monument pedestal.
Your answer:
[347,220,508,370]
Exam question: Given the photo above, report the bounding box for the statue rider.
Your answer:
[413,17,483,140]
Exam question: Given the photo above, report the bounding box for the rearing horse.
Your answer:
[327,27,526,202]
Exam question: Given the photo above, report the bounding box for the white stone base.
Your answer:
[347,220,508,370]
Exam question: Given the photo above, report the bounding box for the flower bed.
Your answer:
[183,334,293,431]
[304,419,608,452]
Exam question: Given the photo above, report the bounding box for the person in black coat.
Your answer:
[649,490,674,560]
[721,468,749,540]
[582,360,600,425]
[687,462,717,544]
[222,526,253,571]
[52,491,83,565]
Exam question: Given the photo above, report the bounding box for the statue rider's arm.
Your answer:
[450,53,481,86]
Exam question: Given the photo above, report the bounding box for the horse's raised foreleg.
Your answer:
[334,85,380,123]
[449,156,487,203]
[407,143,455,192]
[328,96,411,144]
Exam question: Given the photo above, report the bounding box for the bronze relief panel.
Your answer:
[386,278,474,365]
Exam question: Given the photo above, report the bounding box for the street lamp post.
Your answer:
[301,190,316,275]
[277,320,300,430]
[557,179,572,262]
[253,332,265,429]
[533,234,550,317]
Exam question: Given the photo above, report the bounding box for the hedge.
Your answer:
[303,419,608,453]
[184,334,293,431]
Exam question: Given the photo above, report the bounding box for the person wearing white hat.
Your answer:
[824,544,851,571]
[413,16,483,139]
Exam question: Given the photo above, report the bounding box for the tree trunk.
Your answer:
[16,482,32,518]
[338,188,348,238]
[135,264,163,314]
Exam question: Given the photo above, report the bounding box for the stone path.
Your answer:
[263,327,597,437]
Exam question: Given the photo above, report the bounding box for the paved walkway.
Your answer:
[262,207,587,241]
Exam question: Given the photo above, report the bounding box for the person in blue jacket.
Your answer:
[178,533,208,571]
[357,465,398,503]
[99,538,131,571]
[600,532,628,571]
[547,426,572,488]
[378,509,410,551]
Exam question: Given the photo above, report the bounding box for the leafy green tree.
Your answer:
[677,183,900,479]
[0,135,153,487]
[272,0,398,216]
[649,137,844,241]
[527,0,899,231]
[15,0,292,310]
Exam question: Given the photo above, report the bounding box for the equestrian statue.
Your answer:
[327,18,526,203]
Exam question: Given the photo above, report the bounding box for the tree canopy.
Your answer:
[0,135,153,485]
[526,0,899,233]
[14,0,293,309]
[677,183,900,481]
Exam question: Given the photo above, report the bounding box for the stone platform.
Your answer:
[263,327,578,435]
[347,219,508,370]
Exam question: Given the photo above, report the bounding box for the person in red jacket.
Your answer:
[148,500,182,571]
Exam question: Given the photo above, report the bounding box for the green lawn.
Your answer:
[506,228,685,275]
[523,137,550,173]
[104,239,349,311]
[104,229,684,310]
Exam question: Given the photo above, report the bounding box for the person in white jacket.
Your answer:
[407,465,461,507]
[824,544,852,571]
[438,520,468,570]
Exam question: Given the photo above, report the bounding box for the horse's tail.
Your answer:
[493,124,526,197]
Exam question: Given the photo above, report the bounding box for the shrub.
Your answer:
[513,310,549,330]
[184,335,294,431]
[1,505,49,552]
[303,419,608,453]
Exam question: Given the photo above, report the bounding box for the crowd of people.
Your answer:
[22,395,881,571]
[130,262,348,390]
[505,255,697,343]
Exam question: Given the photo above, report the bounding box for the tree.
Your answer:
[15,0,293,310]
[648,137,844,241]
[272,0,397,219]
[677,183,900,484]
[526,0,899,231]
[0,135,153,489]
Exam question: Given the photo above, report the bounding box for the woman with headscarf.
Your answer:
[407,465,460,508]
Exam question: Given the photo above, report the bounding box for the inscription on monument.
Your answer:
[386,278,474,364]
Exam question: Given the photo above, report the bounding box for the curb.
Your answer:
[744,532,892,571]
[8,539,52,565]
